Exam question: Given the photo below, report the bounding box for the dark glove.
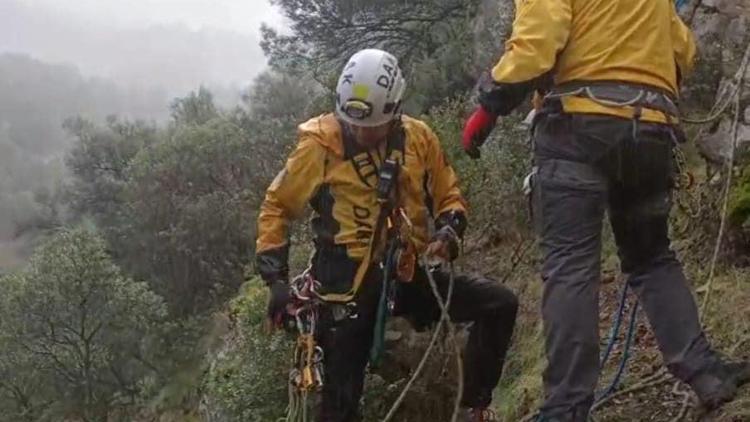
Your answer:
[266,280,292,329]
[462,106,498,159]
[426,225,460,262]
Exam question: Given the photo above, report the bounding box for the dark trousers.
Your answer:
[531,111,718,420]
[314,266,518,422]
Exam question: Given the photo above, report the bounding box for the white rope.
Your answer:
[381,260,460,422]
[683,42,750,125]
[699,41,750,317]
[424,262,464,422]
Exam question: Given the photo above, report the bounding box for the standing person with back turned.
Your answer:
[461,0,750,420]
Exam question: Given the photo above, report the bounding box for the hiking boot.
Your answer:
[688,358,750,410]
[458,406,498,422]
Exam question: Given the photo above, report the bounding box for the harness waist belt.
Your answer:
[546,81,679,118]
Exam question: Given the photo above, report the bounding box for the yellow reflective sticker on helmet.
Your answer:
[352,83,370,100]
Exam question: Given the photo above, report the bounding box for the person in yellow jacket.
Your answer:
[461,0,750,420]
[256,48,518,422]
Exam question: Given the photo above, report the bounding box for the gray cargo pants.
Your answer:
[531,110,718,420]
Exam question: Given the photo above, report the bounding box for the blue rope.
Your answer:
[675,0,689,10]
[599,283,629,368]
[595,287,640,403]
[532,285,640,420]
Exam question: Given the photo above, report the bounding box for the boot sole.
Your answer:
[701,383,738,410]
[701,365,750,410]
[734,365,750,385]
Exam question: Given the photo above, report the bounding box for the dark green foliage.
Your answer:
[201,279,290,422]
[0,228,167,422]
[61,80,317,315]
[170,87,220,126]
[426,97,533,236]
[262,0,481,113]
[124,116,260,314]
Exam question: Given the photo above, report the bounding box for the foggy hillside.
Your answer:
[0,0,270,103]
[0,1,749,421]
[0,53,168,155]
[0,0,279,267]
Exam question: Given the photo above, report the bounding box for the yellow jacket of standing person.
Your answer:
[256,113,467,293]
[480,0,697,123]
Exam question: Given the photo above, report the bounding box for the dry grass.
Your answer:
[475,236,750,422]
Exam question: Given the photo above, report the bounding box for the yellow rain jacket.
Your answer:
[256,113,467,296]
[483,0,697,123]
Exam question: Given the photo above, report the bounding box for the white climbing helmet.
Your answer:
[335,49,406,127]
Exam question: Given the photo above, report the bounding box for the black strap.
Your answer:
[374,123,408,258]
[315,121,406,303]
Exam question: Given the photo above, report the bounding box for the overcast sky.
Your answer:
[12,0,283,36]
[0,0,284,98]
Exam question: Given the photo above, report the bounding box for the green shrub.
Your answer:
[202,279,292,421]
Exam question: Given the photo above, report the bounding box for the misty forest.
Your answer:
[1,0,749,421]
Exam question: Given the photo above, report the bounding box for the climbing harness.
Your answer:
[281,270,325,422]
[544,81,681,130]
[282,137,417,417]
[543,80,699,212]
[313,125,407,304]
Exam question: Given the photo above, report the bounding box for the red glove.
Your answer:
[462,106,498,159]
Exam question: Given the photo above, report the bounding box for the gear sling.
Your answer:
[313,124,414,304]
